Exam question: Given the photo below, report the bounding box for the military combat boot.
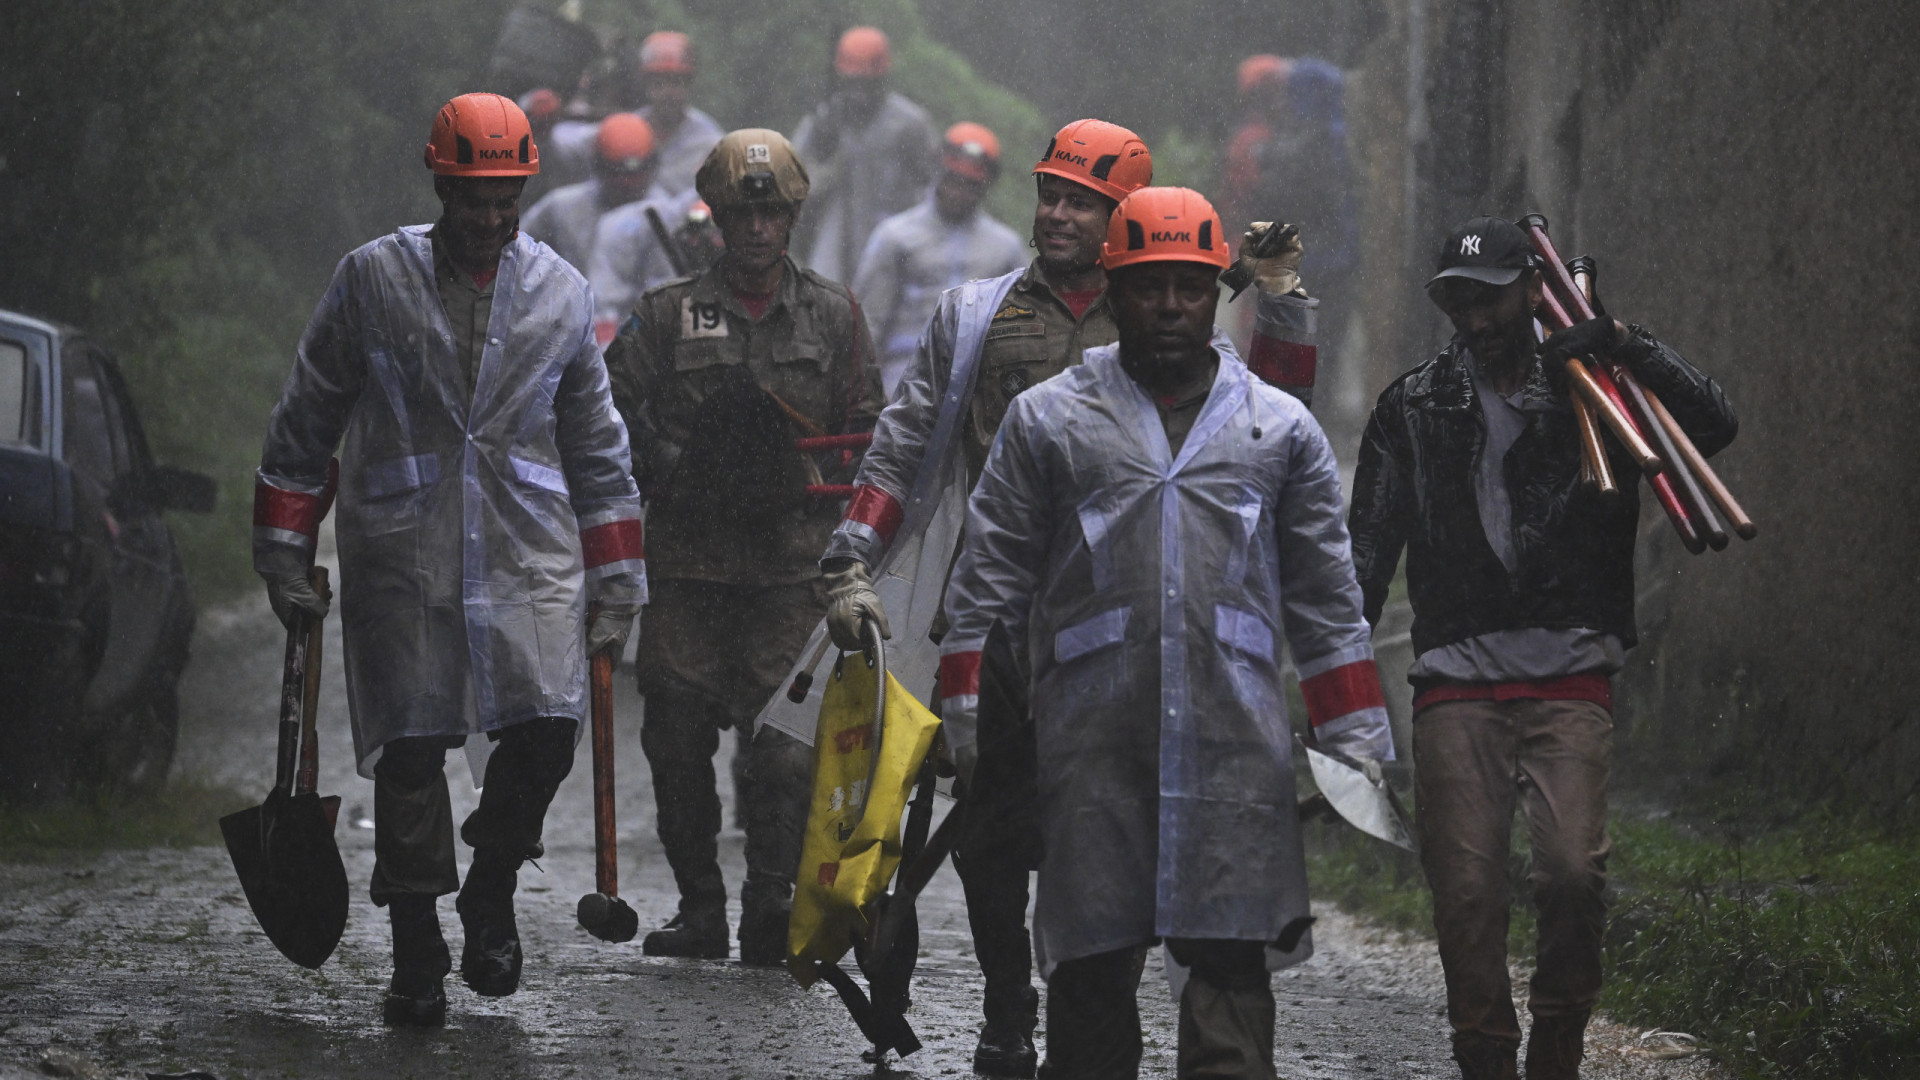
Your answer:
[456,858,522,996]
[642,905,730,959]
[973,983,1041,1077]
[737,875,793,966]
[383,894,450,1026]
[1454,1033,1521,1080]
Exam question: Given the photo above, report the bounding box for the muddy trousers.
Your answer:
[640,691,811,915]
[367,716,578,906]
[1040,940,1275,1080]
[1413,698,1612,1076]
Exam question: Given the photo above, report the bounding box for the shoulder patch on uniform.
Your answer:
[992,302,1036,322]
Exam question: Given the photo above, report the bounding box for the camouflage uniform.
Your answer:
[605,255,881,933]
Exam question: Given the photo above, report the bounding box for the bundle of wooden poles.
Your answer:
[1521,214,1756,554]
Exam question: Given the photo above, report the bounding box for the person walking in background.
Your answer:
[602,130,883,965]
[253,93,643,1027]
[1348,216,1738,1080]
[519,112,662,274]
[792,26,940,283]
[938,187,1392,1079]
[633,31,726,198]
[852,122,1027,397]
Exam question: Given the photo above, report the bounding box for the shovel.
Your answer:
[575,630,638,942]
[220,566,349,969]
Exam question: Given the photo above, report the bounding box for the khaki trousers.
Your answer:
[1413,697,1612,1060]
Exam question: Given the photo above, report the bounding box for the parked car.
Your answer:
[0,309,216,802]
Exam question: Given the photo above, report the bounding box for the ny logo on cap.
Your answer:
[1461,235,1482,256]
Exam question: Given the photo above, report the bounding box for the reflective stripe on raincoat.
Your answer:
[254,226,644,778]
[937,341,1391,974]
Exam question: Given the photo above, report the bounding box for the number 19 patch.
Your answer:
[680,298,727,340]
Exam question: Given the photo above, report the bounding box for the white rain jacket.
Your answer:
[937,340,1392,974]
[792,91,940,282]
[851,197,1027,396]
[586,187,699,326]
[254,226,645,777]
[520,177,666,275]
[640,105,725,197]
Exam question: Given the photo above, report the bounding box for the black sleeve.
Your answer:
[1347,384,1415,628]
[1615,325,1739,458]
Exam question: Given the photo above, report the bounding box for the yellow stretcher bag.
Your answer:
[786,650,941,986]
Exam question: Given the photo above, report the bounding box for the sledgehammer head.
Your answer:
[577,892,639,943]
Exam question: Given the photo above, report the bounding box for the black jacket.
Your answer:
[1348,325,1737,656]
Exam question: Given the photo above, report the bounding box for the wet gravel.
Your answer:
[0,592,1726,1079]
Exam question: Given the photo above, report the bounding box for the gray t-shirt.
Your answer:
[1408,353,1624,682]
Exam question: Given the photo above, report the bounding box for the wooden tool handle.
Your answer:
[1564,360,1661,473]
[296,567,329,795]
[1644,388,1757,539]
[1571,394,1616,495]
[589,623,619,899]
[1616,370,1728,549]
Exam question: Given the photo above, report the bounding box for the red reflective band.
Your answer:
[1413,675,1613,714]
[1248,335,1316,389]
[253,481,326,537]
[844,484,905,545]
[939,651,981,700]
[580,518,644,568]
[1300,659,1386,727]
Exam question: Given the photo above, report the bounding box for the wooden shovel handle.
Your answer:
[295,567,329,795]
[1644,389,1758,539]
[1571,394,1616,495]
[589,616,619,899]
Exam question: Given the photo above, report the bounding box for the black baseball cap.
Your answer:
[1426,216,1536,289]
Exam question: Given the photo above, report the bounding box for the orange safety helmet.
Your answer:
[518,87,563,126]
[1100,187,1231,272]
[640,30,695,74]
[835,26,891,78]
[595,113,656,174]
[1238,54,1291,98]
[1032,118,1152,204]
[942,122,1001,182]
[425,92,539,176]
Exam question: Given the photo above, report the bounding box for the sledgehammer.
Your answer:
[577,636,639,943]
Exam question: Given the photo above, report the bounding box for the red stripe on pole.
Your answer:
[939,651,982,700]
[844,484,905,544]
[1300,660,1386,727]
[1247,335,1316,389]
[580,518,644,568]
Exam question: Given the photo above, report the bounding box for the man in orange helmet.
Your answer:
[520,112,663,273]
[792,118,1150,1079]
[792,26,940,282]
[254,93,643,1026]
[634,30,725,197]
[938,187,1391,1080]
[852,122,1027,396]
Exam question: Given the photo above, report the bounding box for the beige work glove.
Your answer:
[1237,221,1307,296]
[586,604,639,659]
[824,559,891,652]
[262,570,329,631]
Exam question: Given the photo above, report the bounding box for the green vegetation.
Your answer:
[0,781,248,859]
[1303,808,1920,1079]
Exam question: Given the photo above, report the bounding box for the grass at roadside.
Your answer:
[1302,806,1920,1079]
[0,780,249,860]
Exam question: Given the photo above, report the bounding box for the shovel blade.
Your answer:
[220,790,349,969]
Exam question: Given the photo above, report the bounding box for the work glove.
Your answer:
[1539,317,1627,368]
[1237,221,1306,296]
[824,559,890,653]
[262,570,328,631]
[587,604,640,659]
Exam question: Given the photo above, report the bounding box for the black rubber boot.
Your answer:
[383,894,449,1026]
[642,905,730,959]
[1455,1033,1522,1080]
[456,859,522,997]
[974,983,1040,1078]
[737,875,792,967]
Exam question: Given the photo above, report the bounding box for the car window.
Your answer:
[88,347,138,476]
[0,338,43,448]
[62,350,120,490]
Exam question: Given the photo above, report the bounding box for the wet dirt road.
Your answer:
[0,591,1720,1079]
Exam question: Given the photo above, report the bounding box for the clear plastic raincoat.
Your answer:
[937,341,1391,974]
[254,226,645,777]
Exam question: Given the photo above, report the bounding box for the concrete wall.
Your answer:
[1349,0,1920,807]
